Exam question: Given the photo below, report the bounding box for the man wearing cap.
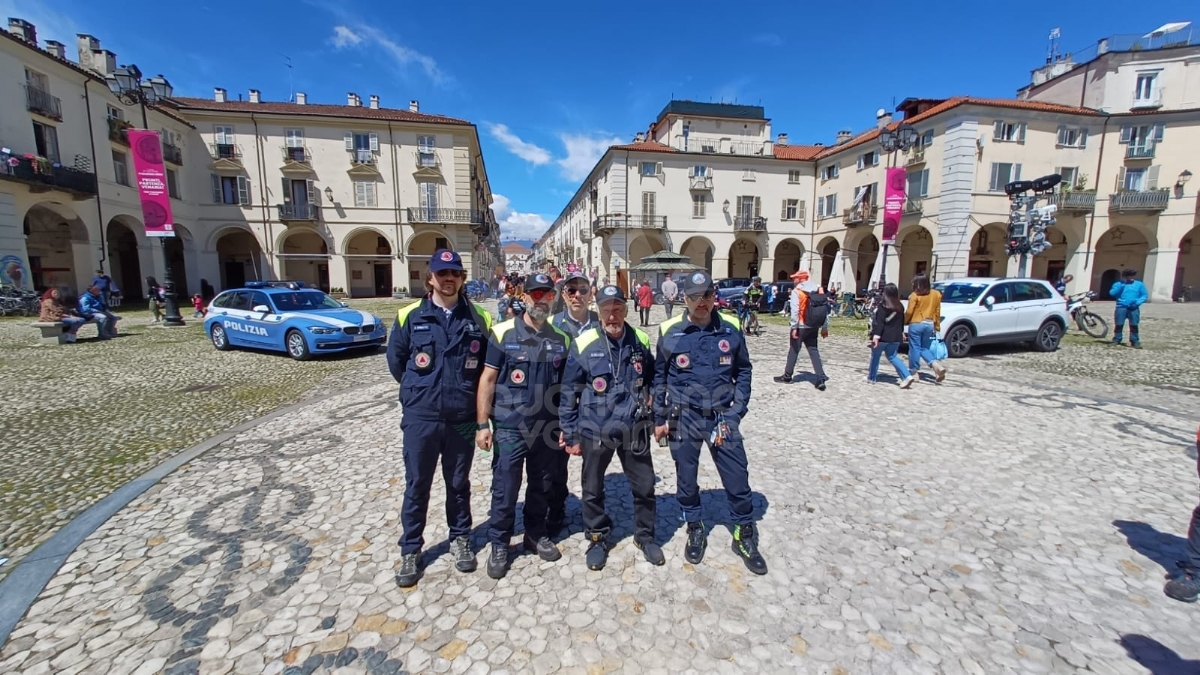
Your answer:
[775,270,830,390]
[652,270,767,574]
[559,285,663,570]
[545,271,600,534]
[477,273,572,578]
[387,249,494,587]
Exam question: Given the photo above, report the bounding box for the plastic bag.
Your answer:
[930,337,949,361]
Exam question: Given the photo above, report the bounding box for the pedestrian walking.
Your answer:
[477,273,571,579]
[867,283,916,388]
[1111,268,1148,348]
[653,271,767,574]
[191,294,206,318]
[386,249,494,587]
[661,275,679,318]
[559,285,663,570]
[1164,425,1200,603]
[904,274,948,381]
[636,279,653,326]
[774,270,830,390]
[91,269,118,307]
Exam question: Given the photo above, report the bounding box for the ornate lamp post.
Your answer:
[876,123,920,287]
[106,65,184,326]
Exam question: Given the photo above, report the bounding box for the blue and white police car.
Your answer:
[204,281,387,360]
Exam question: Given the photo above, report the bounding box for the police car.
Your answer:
[204,281,387,360]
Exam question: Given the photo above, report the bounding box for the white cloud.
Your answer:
[492,194,551,241]
[487,124,552,166]
[0,0,81,45]
[557,133,623,181]
[329,23,448,86]
[330,25,363,48]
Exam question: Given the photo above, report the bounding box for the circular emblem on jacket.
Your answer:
[675,354,690,368]
[469,339,480,353]
[592,377,607,393]
[718,339,731,353]
[414,352,431,368]
[553,355,563,369]
[510,369,526,384]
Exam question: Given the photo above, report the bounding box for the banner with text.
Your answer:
[882,167,906,244]
[128,129,175,238]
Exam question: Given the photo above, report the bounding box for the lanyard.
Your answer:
[599,327,625,388]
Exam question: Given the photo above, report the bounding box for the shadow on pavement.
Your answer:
[1113,520,1187,576]
[1119,634,1200,675]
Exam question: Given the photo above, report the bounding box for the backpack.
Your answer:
[803,290,829,328]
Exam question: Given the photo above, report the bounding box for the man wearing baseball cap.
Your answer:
[652,270,767,574]
[388,248,494,587]
[559,285,663,570]
[477,273,572,578]
[775,269,830,389]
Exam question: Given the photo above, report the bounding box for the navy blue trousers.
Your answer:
[398,417,475,555]
[668,409,754,525]
[1187,455,1200,572]
[487,425,554,544]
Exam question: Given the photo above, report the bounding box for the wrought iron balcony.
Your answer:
[108,118,132,145]
[592,214,668,234]
[1109,189,1169,212]
[1125,145,1155,160]
[689,175,713,190]
[162,143,183,166]
[407,208,485,225]
[25,85,62,120]
[0,154,98,198]
[415,150,439,168]
[843,204,879,226]
[733,215,767,231]
[350,149,375,165]
[903,198,923,215]
[211,143,240,160]
[277,203,320,221]
[282,146,309,162]
[1051,190,1097,212]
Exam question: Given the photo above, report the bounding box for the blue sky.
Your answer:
[7,0,1188,243]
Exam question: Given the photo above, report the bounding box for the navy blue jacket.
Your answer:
[559,324,653,446]
[387,295,493,421]
[485,314,571,428]
[551,309,600,339]
[653,311,752,424]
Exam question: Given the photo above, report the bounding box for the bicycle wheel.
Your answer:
[1078,310,1108,339]
[852,302,866,319]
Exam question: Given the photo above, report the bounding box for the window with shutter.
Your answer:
[369,132,379,152]
[1119,126,1132,143]
[817,198,825,218]
[280,177,291,204]
[753,196,761,218]
[286,129,304,148]
[1115,167,1127,191]
[922,130,934,146]
[344,131,354,150]
[989,163,1001,191]
[1017,123,1026,142]
[642,192,656,216]
[237,176,251,205]
[1147,165,1160,190]
[306,180,316,205]
[211,174,221,203]
[692,193,705,217]
[993,121,1004,140]
[1152,124,1165,142]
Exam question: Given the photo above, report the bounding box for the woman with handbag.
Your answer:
[904,274,948,382]
[867,284,916,388]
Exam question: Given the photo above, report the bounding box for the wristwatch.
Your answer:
[476,422,490,431]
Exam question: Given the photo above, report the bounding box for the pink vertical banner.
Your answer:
[882,167,906,244]
[127,129,175,238]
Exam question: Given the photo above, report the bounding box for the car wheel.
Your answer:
[210,323,231,351]
[1033,320,1063,352]
[946,324,973,358]
[286,329,312,361]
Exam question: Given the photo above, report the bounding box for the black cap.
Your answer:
[563,272,589,285]
[525,273,555,292]
[595,285,626,304]
[682,270,715,295]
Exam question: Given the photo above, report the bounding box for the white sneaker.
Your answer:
[65,333,77,343]
[900,375,916,389]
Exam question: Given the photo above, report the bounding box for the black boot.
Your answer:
[585,536,610,571]
[486,543,509,579]
[684,521,707,564]
[731,523,768,575]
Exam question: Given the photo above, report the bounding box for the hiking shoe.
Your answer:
[395,552,421,588]
[636,540,665,566]
[731,524,768,576]
[451,536,476,573]
[684,521,707,564]
[1164,569,1200,603]
[546,509,566,537]
[900,375,916,389]
[773,375,792,384]
[815,378,827,391]
[932,363,947,382]
[486,544,509,579]
[523,535,562,562]
[1132,342,1143,350]
[585,539,610,570]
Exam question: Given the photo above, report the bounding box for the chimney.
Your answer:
[776,133,788,146]
[295,92,306,105]
[634,132,645,143]
[876,109,892,129]
[76,34,99,70]
[214,87,226,103]
[94,50,116,76]
[248,89,261,103]
[369,94,379,109]
[836,130,853,145]
[45,40,65,59]
[409,99,419,112]
[8,18,36,45]
[348,92,359,106]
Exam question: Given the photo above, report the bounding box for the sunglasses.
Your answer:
[687,291,716,301]
[434,269,464,278]
[563,286,589,296]
[527,289,555,301]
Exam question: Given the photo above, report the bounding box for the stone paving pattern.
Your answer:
[3,302,1199,673]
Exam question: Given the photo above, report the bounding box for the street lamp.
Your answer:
[875,122,920,287]
[107,65,184,326]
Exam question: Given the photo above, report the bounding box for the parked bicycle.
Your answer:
[1177,286,1193,303]
[1067,291,1108,338]
[0,286,40,316]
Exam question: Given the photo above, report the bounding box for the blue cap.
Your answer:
[429,249,463,273]
[596,285,626,304]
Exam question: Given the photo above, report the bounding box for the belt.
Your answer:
[685,404,728,417]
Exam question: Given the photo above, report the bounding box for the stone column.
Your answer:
[1143,247,1180,302]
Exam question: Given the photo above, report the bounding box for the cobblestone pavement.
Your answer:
[3,302,1199,674]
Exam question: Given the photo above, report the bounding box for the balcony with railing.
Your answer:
[1125,145,1155,160]
[0,153,98,198]
[592,214,668,234]
[407,208,485,225]
[282,146,309,163]
[415,149,439,169]
[1109,189,1170,212]
[25,85,62,120]
[211,143,240,160]
[1131,87,1164,110]
[162,142,183,166]
[843,204,879,226]
[689,175,713,191]
[903,198,923,215]
[350,149,375,165]
[676,137,769,156]
[733,215,767,231]
[108,118,132,145]
[277,203,320,222]
[1051,190,1097,212]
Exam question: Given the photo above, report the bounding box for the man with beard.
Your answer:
[387,249,493,587]
[476,273,572,578]
[559,285,663,570]
[653,270,767,575]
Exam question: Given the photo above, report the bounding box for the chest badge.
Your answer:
[633,362,643,374]
[719,355,733,366]
[510,369,526,384]
[592,377,608,393]
[469,339,481,354]
[553,355,563,369]
[414,352,432,368]
[718,339,731,353]
[675,354,691,368]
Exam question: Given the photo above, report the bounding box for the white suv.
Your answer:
[931,278,1069,358]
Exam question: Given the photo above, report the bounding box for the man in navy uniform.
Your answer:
[559,285,664,570]
[652,270,767,575]
[476,273,572,578]
[387,249,494,587]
